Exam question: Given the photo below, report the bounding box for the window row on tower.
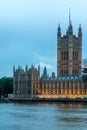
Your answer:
[61,51,78,61]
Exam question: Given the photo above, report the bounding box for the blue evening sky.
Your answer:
[0,0,87,77]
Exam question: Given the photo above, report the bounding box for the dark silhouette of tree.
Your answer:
[0,77,13,97]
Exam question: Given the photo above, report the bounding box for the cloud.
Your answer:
[35,54,56,75]
[39,62,54,70]
[35,54,56,63]
[35,61,55,76]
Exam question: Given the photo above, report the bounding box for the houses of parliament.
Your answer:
[13,12,87,99]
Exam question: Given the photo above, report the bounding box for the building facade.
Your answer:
[57,18,82,76]
[13,14,87,99]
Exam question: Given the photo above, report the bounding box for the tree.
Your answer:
[0,77,13,97]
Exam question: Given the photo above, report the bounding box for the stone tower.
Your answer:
[57,10,82,76]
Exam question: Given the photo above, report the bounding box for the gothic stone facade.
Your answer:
[13,18,87,99]
[13,65,87,99]
[57,23,82,76]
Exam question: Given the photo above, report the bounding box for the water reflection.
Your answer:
[60,117,85,122]
[0,103,87,130]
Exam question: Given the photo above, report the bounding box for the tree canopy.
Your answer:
[0,77,13,97]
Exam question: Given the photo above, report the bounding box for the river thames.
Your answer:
[0,103,87,130]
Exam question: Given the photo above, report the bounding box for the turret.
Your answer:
[38,65,40,74]
[43,66,48,78]
[78,24,82,38]
[25,64,28,72]
[13,65,15,73]
[52,72,55,78]
[31,64,34,70]
[57,24,61,37]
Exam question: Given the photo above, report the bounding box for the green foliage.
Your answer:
[0,77,13,97]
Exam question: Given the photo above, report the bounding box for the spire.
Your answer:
[31,64,34,69]
[58,23,61,31]
[38,65,40,72]
[25,64,28,72]
[79,24,82,31]
[43,66,48,78]
[66,8,73,35]
[78,24,82,38]
[69,8,71,25]
[57,23,61,37]
[13,65,15,73]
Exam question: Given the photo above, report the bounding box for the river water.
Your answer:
[0,103,87,130]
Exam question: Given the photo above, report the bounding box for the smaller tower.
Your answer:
[43,66,48,78]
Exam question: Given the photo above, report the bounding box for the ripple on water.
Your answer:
[0,103,87,130]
